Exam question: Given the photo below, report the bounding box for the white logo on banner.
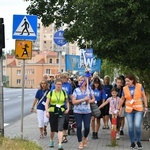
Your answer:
[79,49,95,68]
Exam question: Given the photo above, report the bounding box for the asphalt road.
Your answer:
[3,87,37,126]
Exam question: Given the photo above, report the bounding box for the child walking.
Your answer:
[99,87,121,140]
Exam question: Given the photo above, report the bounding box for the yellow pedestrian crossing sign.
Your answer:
[15,40,32,59]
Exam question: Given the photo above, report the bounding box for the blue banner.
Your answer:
[65,53,101,75]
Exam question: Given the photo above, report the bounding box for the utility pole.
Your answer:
[0,18,5,137]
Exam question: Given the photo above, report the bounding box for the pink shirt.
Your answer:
[107,96,120,114]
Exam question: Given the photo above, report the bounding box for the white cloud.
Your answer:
[0,0,30,52]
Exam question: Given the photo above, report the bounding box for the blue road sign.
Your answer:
[12,15,37,40]
[53,30,67,46]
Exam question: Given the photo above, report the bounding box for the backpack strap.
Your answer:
[62,89,67,99]
[50,90,53,98]
[50,89,66,100]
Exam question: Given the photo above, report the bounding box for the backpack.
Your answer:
[49,89,67,100]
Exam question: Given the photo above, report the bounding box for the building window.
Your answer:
[49,59,52,63]
[17,79,21,84]
[56,59,59,64]
[18,61,21,66]
[46,69,50,74]
[17,70,21,75]
[44,41,46,44]
[44,35,47,38]
[32,69,34,74]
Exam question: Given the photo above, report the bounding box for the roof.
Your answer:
[36,58,45,64]
[7,60,16,67]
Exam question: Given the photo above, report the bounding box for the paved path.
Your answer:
[4,113,150,150]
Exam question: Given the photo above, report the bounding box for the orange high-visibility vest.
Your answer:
[123,83,143,113]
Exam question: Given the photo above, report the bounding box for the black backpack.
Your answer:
[49,89,67,100]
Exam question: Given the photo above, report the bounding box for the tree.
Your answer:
[24,0,150,89]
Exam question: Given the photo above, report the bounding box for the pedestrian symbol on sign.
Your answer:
[20,19,30,35]
[21,44,29,57]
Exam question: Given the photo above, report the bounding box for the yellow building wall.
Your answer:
[4,52,65,88]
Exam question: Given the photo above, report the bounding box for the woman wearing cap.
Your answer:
[72,76,95,149]
[91,78,106,139]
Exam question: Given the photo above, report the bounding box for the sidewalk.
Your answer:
[4,113,150,150]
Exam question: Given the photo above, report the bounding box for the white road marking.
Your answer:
[4,123,9,127]
[4,98,9,101]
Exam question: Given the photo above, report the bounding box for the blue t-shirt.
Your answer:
[73,87,94,114]
[103,84,113,99]
[122,85,144,97]
[50,82,55,91]
[35,89,49,110]
[51,82,72,96]
[93,89,107,101]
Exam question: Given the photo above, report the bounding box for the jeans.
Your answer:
[126,110,143,143]
[74,113,91,142]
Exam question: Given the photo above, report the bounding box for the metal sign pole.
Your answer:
[58,50,62,73]
[0,17,5,137]
[21,59,25,139]
[0,54,4,137]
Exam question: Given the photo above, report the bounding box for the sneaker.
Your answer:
[137,142,143,149]
[102,126,106,129]
[116,133,120,140]
[49,140,54,147]
[58,144,64,150]
[105,125,109,129]
[130,143,136,149]
[92,132,95,139]
[120,130,124,135]
[95,132,98,139]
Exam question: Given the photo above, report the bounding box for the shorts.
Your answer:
[49,112,65,132]
[120,107,125,117]
[103,103,109,116]
[63,113,69,130]
[37,109,49,128]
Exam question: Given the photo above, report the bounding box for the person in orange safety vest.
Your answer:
[118,74,148,150]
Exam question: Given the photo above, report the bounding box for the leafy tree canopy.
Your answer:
[25,0,150,72]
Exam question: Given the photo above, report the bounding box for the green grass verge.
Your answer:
[0,137,43,150]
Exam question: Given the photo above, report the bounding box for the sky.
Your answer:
[0,0,30,53]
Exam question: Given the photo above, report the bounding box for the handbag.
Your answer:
[90,102,101,118]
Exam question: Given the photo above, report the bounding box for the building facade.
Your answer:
[3,51,65,88]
